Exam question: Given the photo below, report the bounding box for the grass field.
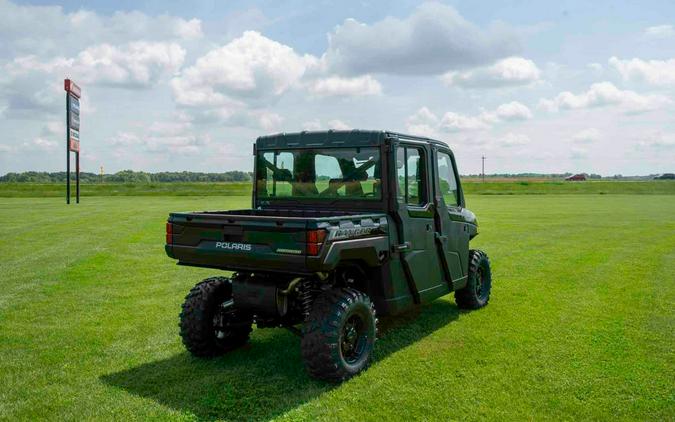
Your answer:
[0,194,673,421]
[1,179,674,197]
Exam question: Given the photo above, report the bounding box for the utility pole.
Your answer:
[100,166,104,183]
[481,155,486,183]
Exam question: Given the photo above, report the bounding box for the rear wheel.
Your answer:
[455,250,492,309]
[179,277,252,357]
[301,288,377,382]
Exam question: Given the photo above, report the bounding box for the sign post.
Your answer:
[64,79,81,204]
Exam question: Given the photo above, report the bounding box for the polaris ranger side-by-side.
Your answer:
[165,130,492,381]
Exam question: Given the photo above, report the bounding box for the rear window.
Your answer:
[256,147,381,201]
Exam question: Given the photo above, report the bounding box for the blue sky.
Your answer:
[1,0,674,175]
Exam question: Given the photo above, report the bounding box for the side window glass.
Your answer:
[396,146,426,206]
[396,147,406,202]
[437,152,459,206]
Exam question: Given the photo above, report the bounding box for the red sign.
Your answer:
[64,79,81,98]
[69,128,80,152]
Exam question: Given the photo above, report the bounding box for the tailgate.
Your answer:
[166,212,309,273]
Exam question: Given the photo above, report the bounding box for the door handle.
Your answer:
[392,242,411,252]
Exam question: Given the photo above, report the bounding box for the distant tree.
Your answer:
[0,170,253,183]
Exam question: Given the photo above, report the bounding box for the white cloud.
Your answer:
[144,134,208,155]
[406,108,534,148]
[257,112,283,131]
[406,107,440,137]
[298,119,352,131]
[439,112,490,132]
[109,115,210,155]
[302,119,322,131]
[572,128,601,144]
[493,101,533,121]
[406,101,532,136]
[588,62,603,72]
[31,137,58,151]
[441,57,541,89]
[0,2,202,56]
[6,42,185,88]
[173,18,203,40]
[171,31,315,107]
[497,132,530,147]
[539,81,671,114]
[147,114,209,154]
[0,2,195,122]
[308,75,382,97]
[110,132,141,147]
[570,147,589,159]
[644,25,675,39]
[609,56,675,87]
[148,119,191,136]
[323,3,519,75]
[327,119,351,130]
[1,136,60,154]
[0,75,62,118]
[0,120,65,154]
[637,132,675,149]
[75,42,185,87]
[41,120,64,137]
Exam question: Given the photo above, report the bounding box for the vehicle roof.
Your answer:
[256,130,451,150]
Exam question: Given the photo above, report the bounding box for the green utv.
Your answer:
[165,130,492,381]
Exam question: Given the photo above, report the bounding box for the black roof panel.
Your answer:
[256,129,450,149]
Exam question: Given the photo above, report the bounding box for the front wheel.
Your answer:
[455,250,492,309]
[179,277,252,357]
[301,288,377,382]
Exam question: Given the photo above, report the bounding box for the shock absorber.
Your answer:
[299,278,314,320]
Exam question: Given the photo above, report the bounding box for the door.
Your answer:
[395,144,448,302]
[434,149,470,289]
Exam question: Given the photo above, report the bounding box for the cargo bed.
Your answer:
[166,209,388,274]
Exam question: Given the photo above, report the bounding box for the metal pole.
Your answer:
[76,151,80,203]
[66,93,70,204]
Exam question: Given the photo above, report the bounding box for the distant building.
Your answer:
[565,173,587,181]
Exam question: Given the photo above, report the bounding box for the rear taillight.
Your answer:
[306,229,327,256]
[166,222,173,244]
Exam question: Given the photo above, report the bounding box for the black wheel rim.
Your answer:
[475,268,484,299]
[341,314,367,365]
[213,299,235,341]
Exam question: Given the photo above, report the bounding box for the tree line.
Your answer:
[0,170,253,183]
[1,170,666,183]
[462,172,603,179]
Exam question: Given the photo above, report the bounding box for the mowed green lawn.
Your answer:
[0,195,673,421]
[2,179,674,197]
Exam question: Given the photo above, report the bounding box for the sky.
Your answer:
[0,0,674,176]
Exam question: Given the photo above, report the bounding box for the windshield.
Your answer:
[256,147,382,201]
